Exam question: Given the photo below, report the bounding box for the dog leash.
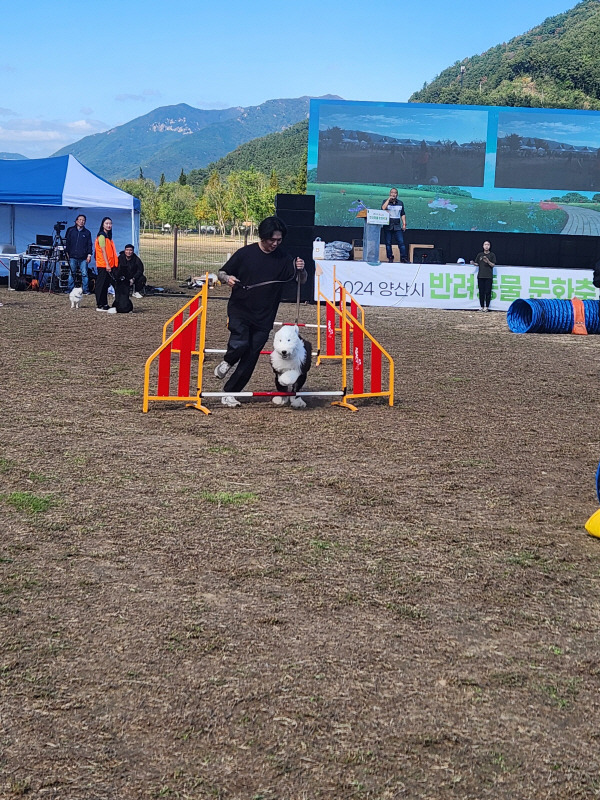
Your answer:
[295,271,301,325]
[238,258,304,297]
[240,274,302,325]
[239,275,296,291]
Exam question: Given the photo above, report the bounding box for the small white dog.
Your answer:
[270,325,312,409]
[189,273,220,288]
[69,287,83,309]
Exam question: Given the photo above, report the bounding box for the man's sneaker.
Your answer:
[214,360,232,379]
[221,395,241,407]
[96,306,107,312]
[132,291,143,299]
[107,307,117,314]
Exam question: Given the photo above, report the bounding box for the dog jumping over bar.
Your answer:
[270,325,312,409]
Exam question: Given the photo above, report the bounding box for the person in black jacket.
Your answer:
[118,244,147,298]
[107,244,143,314]
[64,214,93,293]
[215,216,306,407]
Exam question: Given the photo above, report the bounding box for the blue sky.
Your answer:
[1,0,579,158]
[318,103,490,145]
[497,109,600,147]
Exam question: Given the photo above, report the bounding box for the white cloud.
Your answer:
[0,116,110,156]
[0,127,64,142]
[66,119,103,132]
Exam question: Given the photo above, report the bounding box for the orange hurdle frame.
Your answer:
[143,279,210,413]
[315,272,394,410]
[143,272,393,413]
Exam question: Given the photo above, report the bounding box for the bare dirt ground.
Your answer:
[1,286,600,799]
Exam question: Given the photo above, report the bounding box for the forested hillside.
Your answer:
[410,0,600,109]
[187,120,308,192]
[51,98,318,182]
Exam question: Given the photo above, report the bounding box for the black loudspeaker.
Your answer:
[280,245,314,304]
[9,258,19,289]
[276,209,315,227]
[282,226,315,246]
[275,194,316,302]
[415,247,444,264]
[275,193,315,212]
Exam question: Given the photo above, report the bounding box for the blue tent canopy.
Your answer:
[0,155,140,267]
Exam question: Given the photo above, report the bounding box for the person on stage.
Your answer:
[381,188,407,263]
[215,216,306,408]
[471,240,496,312]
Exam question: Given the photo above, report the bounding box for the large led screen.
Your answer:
[308,99,600,236]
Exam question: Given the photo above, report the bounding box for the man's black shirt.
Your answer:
[222,243,300,328]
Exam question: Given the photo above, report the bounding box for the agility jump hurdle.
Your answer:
[314,272,394,409]
[316,273,364,364]
[142,272,394,413]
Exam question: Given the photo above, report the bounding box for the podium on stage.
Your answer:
[360,208,389,265]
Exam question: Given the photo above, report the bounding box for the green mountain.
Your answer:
[52,96,335,183]
[187,119,309,190]
[410,0,600,110]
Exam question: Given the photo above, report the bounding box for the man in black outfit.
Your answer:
[64,214,93,293]
[381,188,407,263]
[215,216,306,407]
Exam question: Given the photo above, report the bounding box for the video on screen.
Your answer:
[316,104,487,187]
[308,100,600,236]
[494,110,600,192]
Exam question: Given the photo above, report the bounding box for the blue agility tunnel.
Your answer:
[507,298,600,334]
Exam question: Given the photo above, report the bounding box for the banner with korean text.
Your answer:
[315,260,598,310]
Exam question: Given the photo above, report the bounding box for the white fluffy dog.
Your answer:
[270,325,312,409]
[189,273,219,288]
[69,287,83,309]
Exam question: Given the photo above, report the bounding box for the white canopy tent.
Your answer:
[0,155,140,275]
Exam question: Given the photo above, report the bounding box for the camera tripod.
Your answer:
[52,227,75,291]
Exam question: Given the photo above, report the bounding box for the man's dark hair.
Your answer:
[124,243,134,250]
[76,214,86,222]
[258,216,287,240]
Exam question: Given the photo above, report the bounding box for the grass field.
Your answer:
[310,183,568,235]
[2,288,600,798]
[139,233,254,285]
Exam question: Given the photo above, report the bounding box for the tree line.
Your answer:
[115,120,308,234]
[115,167,289,234]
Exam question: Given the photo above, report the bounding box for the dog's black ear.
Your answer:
[303,339,313,369]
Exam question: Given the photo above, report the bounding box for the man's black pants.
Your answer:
[223,316,271,393]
